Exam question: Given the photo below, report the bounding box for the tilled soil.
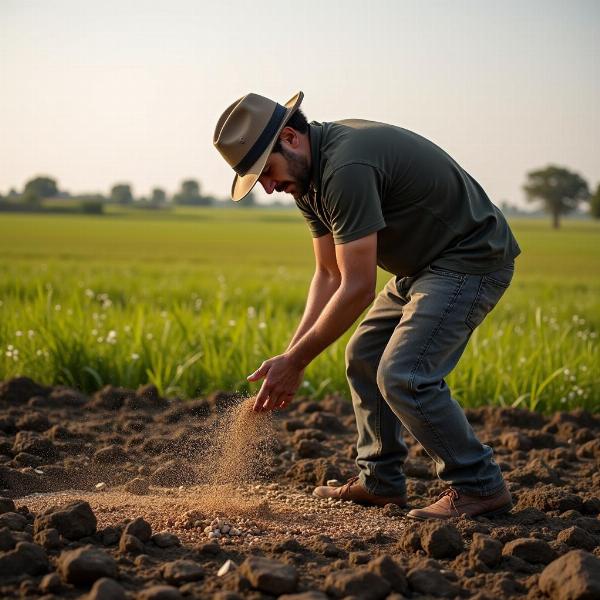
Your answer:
[0,376,599,599]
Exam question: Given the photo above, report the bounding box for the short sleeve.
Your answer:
[295,197,330,238]
[323,163,386,244]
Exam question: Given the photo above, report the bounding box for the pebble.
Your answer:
[95,482,107,491]
[327,479,343,486]
[217,559,237,576]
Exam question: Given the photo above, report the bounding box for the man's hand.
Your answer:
[247,354,305,412]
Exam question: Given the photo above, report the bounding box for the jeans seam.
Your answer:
[408,273,466,469]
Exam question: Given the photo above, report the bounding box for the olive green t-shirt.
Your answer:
[295,120,521,276]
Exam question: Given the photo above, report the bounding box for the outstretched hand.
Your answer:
[247,353,304,412]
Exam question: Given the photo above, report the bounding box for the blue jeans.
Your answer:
[345,261,515,497]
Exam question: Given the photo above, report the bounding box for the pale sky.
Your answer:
[1,0,599,207]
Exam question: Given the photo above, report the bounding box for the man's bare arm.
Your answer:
[286,234,341,351]
[287,232,378,368]
[248,232,377,412]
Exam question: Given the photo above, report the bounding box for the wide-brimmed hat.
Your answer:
[213,91,304,201]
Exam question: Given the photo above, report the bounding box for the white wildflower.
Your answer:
[15,330,22,337]
[131,353,140,361]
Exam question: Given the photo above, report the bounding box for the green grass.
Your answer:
[0,208,598,412]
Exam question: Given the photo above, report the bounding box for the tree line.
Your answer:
[0,177,258,212]
[1,165,599,227]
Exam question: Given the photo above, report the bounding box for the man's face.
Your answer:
[258,143,311,200]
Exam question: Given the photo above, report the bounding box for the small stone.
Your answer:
[327,479,342,486]
[137,584,183,600]
[39,571,61,593]
[0,527,15,551]
[470,533,502,567]
[162,559,204,584]
[557,526,598,552]
[217,559,237,576]
[420,521,464,559]
[349,551,371,565]
[84,577,126,600]
[124,517,152,542]
[99,526,121,546]
[95,482,107,490]
[0,541,49,577]
[152,531,180,548]
[120,533,145,554]
[34,527,62,550]
[0,497,16,514]
[367,555,408,594]
[58,545,117,585]
[539,550,600,600]
[34,500,97,540]
[93,444,129,463]
[407,567,458,598]
[0,511,27,531]
[325,568,390,599]
[240,555,298,595]
[502,537,556,564]
[198,541,220,555]
[125,477,150,495]
[12,430,57,459]
[16,412,51,432]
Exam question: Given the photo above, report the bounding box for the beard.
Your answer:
[279,146,311,199]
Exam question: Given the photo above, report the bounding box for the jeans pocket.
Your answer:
[465,264,514,331]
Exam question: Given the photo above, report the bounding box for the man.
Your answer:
[213,91,521,520]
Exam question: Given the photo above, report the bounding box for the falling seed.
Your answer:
[95,482,107,490]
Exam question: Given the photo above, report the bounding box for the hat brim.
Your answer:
[231,91,304,202]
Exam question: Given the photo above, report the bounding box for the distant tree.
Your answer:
[591,183,600,219]
[151,187,167,205]
[24,176,58,199]
[523,165,590,229]
[173,179,211,206]
[22,189,41,205]
[8,188,18,197]
[110,183,133,204]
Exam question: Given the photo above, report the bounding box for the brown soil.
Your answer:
[0,376,599,599]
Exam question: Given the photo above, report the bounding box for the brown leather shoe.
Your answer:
[313,476,407,508]
[407,485,513,520]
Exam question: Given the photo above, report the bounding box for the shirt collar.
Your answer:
[308,121,323,197]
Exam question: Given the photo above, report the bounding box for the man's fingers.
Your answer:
[247,362,270,382]
[252,383,271,412]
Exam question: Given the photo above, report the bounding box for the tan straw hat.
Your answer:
[213,91,304,201]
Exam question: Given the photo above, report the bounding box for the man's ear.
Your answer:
[279,126,299,148]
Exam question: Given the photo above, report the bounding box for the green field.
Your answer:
[0,207,598,412]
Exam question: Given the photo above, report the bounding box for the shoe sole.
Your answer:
[407,502,513,521]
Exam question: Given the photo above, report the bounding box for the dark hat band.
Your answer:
[233,103,287,176]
